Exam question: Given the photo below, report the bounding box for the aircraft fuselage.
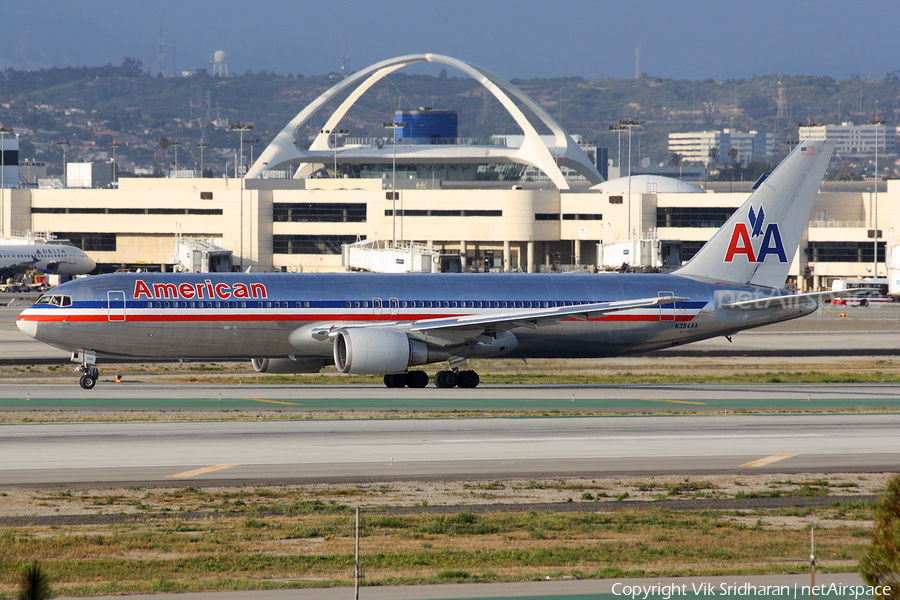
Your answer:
[16,271,815,361]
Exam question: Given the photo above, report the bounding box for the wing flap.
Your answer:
[410,295,690,333]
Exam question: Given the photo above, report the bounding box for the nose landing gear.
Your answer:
[78,366,99,389]
[73,350,99,390]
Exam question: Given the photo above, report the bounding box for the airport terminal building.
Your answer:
[0,53,897,291]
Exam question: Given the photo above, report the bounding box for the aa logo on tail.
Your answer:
[724,205,787,263]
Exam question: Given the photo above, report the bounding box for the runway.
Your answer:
[1,380,900,412]
[2,413,897,487]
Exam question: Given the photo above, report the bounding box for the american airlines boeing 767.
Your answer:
[17,140,856,390]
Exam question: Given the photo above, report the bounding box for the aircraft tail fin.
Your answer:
[675,139,836,288]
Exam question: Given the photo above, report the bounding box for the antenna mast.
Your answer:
[341,38,351,78]
[157,29,164,77]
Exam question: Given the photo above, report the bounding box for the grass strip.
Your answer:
[0,501,874,596]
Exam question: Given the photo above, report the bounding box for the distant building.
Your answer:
[669,131,720,164]
[18,159,47,187]
[724,130,777,163]
[798,122,896,155]
[67,162,113,189]
[669,129,776,164]
[393,109,458,145]
[0,134,19,189]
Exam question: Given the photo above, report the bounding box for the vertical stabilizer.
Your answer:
[675,139,835,288]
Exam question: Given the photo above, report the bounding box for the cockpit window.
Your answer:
[36,295,72,307]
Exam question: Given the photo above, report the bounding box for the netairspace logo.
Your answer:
[611,582,890,599]
[724,205,787,264]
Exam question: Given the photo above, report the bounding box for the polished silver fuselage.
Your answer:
[16,272,815,361]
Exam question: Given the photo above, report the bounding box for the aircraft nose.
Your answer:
[16,314,37,339]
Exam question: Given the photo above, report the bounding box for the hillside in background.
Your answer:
[2,59,899,177]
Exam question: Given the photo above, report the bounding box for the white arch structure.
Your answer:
[246,53,602,189]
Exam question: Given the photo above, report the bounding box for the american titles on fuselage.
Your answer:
[133,279,268,301]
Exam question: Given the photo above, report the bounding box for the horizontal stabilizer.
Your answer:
[721,288,878,310]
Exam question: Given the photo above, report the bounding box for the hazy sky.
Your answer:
[3,0,899,81]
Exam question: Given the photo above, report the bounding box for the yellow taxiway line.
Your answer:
[741,453,797,467]
[244,398,304,406]
[166,464,240,479]
[643,399,708,405]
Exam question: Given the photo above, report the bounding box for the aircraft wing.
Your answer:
[409,295,690,333]
[720,288,879,310]
[2,259,36,274]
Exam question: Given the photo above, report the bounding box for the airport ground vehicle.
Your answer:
[830,278,892,306]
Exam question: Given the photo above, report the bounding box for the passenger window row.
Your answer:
[139,299,594,309]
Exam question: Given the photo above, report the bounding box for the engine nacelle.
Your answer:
[333,328,446,375]
[251,357,326,374]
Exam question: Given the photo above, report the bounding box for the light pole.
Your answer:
[869,117,885,277]
[197,141,207,178]
[0,125,13,238]
[611,119,643,240]
[382,121,406,247]
[56,140,70,186]
[320,128,353,179]
[608,124,626,178]
[230,122,253,271]
[247,138,260,172]
[110,141,122,185]
[170,140,182,172]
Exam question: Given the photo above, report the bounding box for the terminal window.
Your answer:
[273,234,358,255]
[562,213,603,220]
[54,232,116,252]
[656,207,736,229]
[384,209,501,217]
[805,241,885,263]
[273,202,366,223]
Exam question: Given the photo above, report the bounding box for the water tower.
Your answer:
[212,51,228,76]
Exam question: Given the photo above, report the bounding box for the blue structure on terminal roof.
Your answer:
[393,108,458,144]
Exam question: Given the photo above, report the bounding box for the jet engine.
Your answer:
[332,328,447,375]
[251,357,326,374]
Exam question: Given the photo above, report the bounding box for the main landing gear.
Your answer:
[384,371,429,388]
[77,365,99,390]
[382,370,480,389]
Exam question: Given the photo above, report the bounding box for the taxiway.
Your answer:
[1,413,897,487]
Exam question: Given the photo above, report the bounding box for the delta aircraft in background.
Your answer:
[17,140,862,390]
[0,244,96,282]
